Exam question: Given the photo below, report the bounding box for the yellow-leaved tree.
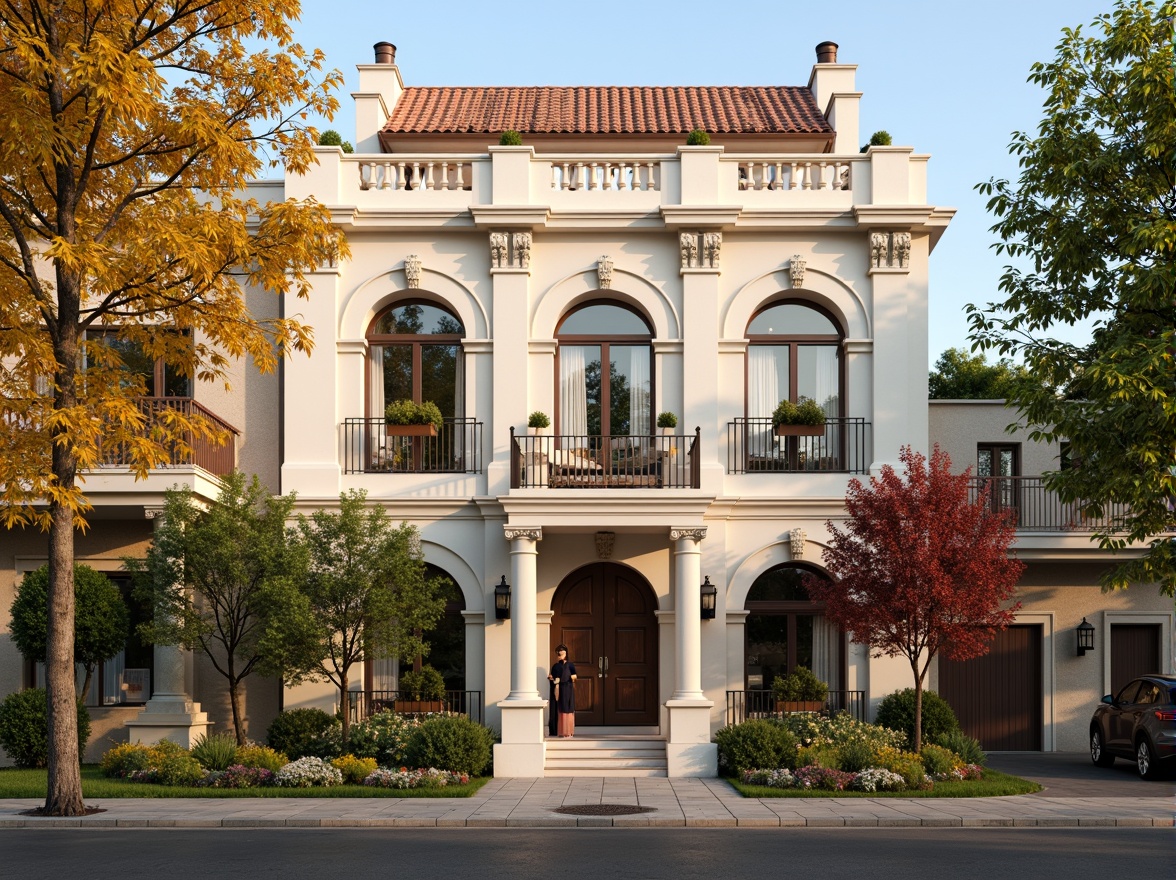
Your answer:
[0,2,348,815]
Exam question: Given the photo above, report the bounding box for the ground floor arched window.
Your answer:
[744,564,843,691]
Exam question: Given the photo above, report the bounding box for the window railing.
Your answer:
[967,476,1131,532]
[95,397,238,476]
[346,690,483,725]
[725,689,866,726]
[510,428,701,489]
[342,417,483,475]
[726,417,870,475]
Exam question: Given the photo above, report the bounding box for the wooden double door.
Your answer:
[551,563,659,726]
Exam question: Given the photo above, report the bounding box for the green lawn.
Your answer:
[729,768,1040,798]
[0,766,490,798]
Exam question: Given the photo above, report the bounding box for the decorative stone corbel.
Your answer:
[789,527,806,559]
[404,255,422,289]
[513,232,532,269]
[869,232,890,269]
[703,232,722,268]
[489,232,508,268]
[597,256,614,289]
[679,232,699,269]
[595,531,615,559]
[892,232,911,269]
[790,255,806,288]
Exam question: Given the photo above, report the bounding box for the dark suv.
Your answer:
[1090,674,1176,779]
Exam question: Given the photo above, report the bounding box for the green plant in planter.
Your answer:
[526,411,550,429]
[498,130,523,146]
[384,399,443,432]
[772,666,829,703]
[860,129,892,152]
[685,128,710,146]
[771,396,826,428]
[398,665,446,702]
[656,411,678,429]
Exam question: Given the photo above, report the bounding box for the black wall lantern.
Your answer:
[700,576,717,620]
[1076,617,1095,656]
[494,576,511,620]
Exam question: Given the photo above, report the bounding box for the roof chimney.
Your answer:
[815,41,838,64]
[374,42,397,65]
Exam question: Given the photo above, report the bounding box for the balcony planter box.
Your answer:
[394,699,445,714]
[773,423,823,437]
[386,424,437,437]
[775,700,825,713]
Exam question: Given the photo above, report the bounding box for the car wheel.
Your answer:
[1136,737,1161,780]
[1090,728,1115,767]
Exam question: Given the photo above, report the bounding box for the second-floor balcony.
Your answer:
[726,417,871,475]
[968,476,1131,533]
[96,397,238,477]
[342,417,484,475]
[511,429,700,489]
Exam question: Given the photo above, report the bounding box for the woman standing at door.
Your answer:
[548,645,578,738]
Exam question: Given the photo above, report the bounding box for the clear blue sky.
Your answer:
[293,0,1111,363]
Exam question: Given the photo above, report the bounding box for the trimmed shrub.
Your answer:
[235,744,288,772]
[398,666,446,701]
[266,708,343,760]
[348,710,422,768]
[498,130,523,146]
[685,128,711,146]
[332,754,378,785]
[920,743,962,778]
[144,749,205,786]
[837,739,877,773]
[934,729,987,767]
[101,742,151,778]
[403,715,494,775]
[190,732,239,771]
[274,756,343,788]
[771,666,829,702]
[0,688,90,768]
[875,688,959,748]
[714,719,798,775]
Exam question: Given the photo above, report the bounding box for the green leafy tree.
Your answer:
[969,0,1176,595]
[9,565,129,700]
[293,490,447,743]
[928,348,1031,399]
[0,2,347,815]
[128,473,317,745]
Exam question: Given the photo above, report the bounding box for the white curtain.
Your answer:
[812,345,839,466]
[368,346,388,466]
[748,347,781,457]
[811,615,830,683]
[628,348,650,437]
[560,346,588,437]
[372,657,397,693]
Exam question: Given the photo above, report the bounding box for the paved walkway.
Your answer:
[1,776,1172,828]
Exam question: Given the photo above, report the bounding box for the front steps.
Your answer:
[544,735,668,777]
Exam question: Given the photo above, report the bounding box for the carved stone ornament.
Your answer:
[679,232,699,269]
[489,232,508,268]
[595,531,616,559]
[892,232,911,269]
[503,526,543,542]
[870,232,890,269]
[703,232,722,268]
[790,255,806,288]
[789,527,806,559]
[404,255,422,289]
[669,526,708,542]
[144,507,166,521]
[513,231,532,269]
[597,256,614,289]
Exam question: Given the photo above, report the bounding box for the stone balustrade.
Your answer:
[545,157,662,192]
[358,157,475,191]
[730,156,857,192]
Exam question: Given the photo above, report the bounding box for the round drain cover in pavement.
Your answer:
[554,804,656,816]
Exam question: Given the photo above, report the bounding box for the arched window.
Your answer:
[746,301,842,421]
[744,564,841,692]
[367,301,464,419]
[556,302,653,437]
[368,564,466,692]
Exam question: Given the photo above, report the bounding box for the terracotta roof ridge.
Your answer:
[399,84,811,91]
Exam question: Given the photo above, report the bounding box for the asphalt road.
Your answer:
[985,751,1176,797]
[2,827,1172,880]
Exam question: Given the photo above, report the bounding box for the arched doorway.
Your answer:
[551,563,659,726]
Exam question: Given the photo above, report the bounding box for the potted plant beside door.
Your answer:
[772,666,829,714]
[385,399,443,437]
[395,666,446,715]
[772,396,826,437]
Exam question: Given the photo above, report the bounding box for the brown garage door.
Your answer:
[938,624,1043,751]
[1110,624,1161,696]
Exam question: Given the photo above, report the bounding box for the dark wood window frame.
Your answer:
[365,300,465,419]
[744,299,846,417]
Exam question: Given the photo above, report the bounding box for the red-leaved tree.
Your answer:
[805,445,1025,751]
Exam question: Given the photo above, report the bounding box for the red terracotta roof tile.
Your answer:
[384,86,831,135]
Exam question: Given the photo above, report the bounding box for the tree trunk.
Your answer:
[229,678,247,746]
[79,664,94,702]
[912,662,925,754]
[339,671,350,746]
[45,500,84,815]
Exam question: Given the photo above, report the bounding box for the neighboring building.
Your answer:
[1,41,1168,773]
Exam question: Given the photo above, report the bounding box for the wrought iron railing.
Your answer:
[342,417,482,475]
[511,428,701,489]
[725,689,866,726]
[726,417,870,475]
[96,396,238,476]
[346,690,483,726]
[967,476,1131,532]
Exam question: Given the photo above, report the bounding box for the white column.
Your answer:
[671,527,706,699]
[505,527,542,700]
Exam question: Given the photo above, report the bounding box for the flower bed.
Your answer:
[363,767,470,789]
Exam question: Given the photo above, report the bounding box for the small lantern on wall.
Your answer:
[494,576,511,620]
[700,576,717,620]
[1076,617,1095,656]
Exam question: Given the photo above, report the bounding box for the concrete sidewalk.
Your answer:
[1,776,1172,828]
